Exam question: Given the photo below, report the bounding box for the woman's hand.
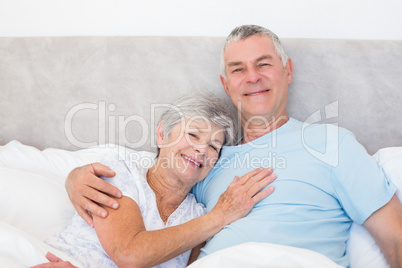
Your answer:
[65,163,122,227]
[30,252,77,268]
[211,167,276,226]
[89,167,275,267]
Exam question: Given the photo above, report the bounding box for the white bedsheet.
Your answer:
[188,242,343,268]
[0,220,340,268]
[0,221,81,267]
[1,141,400,268]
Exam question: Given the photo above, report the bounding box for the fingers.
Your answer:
[237,167,273,185]
[226,167,275,198]
[251,185,275,204]
[85,180,120,216]
[67,164,122,199]
[85,173,122,202]
[67,164,122,202]
[71,182,112,219]
[246,172,276,198]
[89,162,116,178]
[211,167,276,226]
[81,164,122,199]
[30,252,73,268]
[65,164,122,224]
[229,167,276,206]
[75,203,95,227]
[234,167,275,195]
[46,252,63,262]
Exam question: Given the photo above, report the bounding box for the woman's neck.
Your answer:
[147,163,190,222]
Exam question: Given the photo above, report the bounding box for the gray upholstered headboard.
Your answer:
[1,37,401,154]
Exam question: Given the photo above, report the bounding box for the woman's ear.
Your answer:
[156,121,165,146]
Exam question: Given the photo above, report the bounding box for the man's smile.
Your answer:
[244,89,270,96]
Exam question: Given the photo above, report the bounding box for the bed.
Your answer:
[0,36,401,267]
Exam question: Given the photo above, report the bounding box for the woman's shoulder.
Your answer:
[186,193,207,217]
[99,149,155,197]
[100,148,156,175]
[123,149,156,170]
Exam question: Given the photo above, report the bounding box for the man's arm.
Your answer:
[65,163,122,227]
[364,195,402,268]
[187,242,206,266]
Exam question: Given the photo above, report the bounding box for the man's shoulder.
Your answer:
[290,118,353,138]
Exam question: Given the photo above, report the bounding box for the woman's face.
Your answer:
[157,118,225,186]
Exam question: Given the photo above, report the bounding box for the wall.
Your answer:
[1,0,401,40]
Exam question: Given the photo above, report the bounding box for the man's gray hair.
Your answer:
[157,93,237,156]
[220,25,289,79]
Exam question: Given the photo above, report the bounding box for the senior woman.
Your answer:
[34,94,276,268]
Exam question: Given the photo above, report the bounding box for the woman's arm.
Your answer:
[93,167,276,268]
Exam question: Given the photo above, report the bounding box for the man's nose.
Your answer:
[246,67,261,84]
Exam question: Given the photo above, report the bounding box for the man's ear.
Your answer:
[156,121,166,146]
[220,75,230,96]
[286,58,294,84]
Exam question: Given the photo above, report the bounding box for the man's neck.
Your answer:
[240,115,289,144]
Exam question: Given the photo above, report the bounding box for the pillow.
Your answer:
[0,141,135,240]
[348,146,402,268]
[0,140,110,178]
[372,147,402,201]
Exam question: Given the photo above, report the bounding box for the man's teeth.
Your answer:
[182,155,201,167]
[246,90,268,96]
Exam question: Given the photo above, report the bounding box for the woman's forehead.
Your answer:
[188,119,220,130]
[171,118,224,141]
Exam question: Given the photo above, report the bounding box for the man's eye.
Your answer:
[232,68,243,73]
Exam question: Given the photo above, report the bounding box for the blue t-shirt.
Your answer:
[192,118,396,267]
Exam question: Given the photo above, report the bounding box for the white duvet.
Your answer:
[0,220,341,268]
[1,140,400,267]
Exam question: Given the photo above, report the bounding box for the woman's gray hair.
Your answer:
[157,93,237,156]
[220,25,289,79]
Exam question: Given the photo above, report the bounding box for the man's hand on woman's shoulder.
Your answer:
[65,162,121,227]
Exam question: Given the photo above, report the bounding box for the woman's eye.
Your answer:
[209,144,218,151]
[188,133,197,138]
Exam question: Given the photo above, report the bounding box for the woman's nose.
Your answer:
[194,144,207,155]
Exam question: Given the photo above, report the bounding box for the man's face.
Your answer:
[220,34,293,125]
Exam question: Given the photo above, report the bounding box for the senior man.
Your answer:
[66,25,402,267]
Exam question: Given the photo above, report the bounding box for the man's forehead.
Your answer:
[225,34,273,49]
[224,38,277,66]
[224,35,275,60]
[227,55,274,66]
